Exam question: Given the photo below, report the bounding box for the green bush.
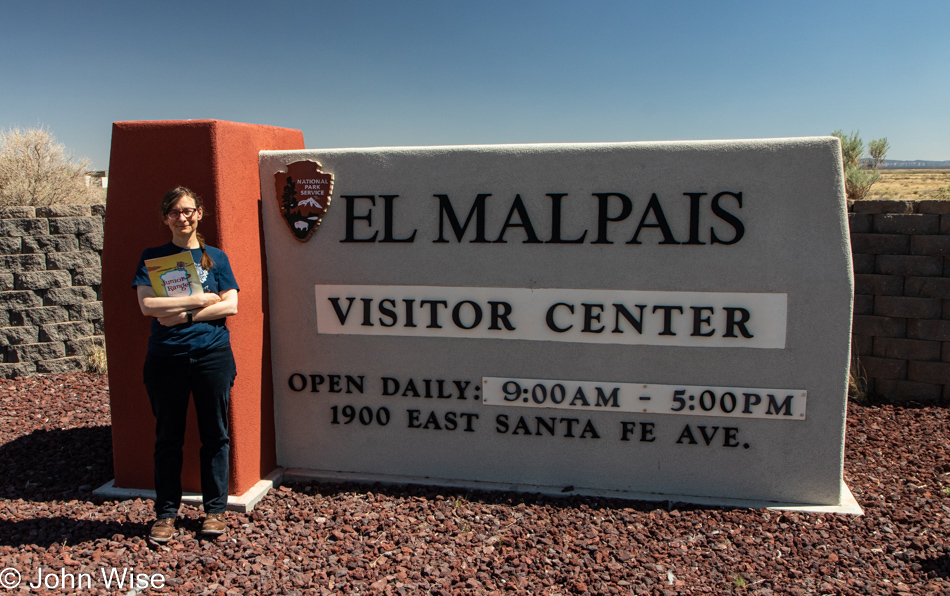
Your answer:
[831,130,889,201]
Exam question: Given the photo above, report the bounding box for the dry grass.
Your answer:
[871,169,950,200]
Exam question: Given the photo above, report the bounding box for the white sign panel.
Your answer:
[481,377,807,420]
[315,284,788,348]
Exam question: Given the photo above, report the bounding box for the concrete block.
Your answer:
[44,286,98,306]
[0,218,49,237]
[0,362,36,378]
[851,253,875,274]
[872,213,940,235]
[850,233,909,256]
[859,356,907,380]
[908,361,950,385]
[14,270,72,290]
[873,296,942,319]
[847,213,872,234]
[0,326,39,347]
[21,235,80,254]
[911,235,950,257]
[942,215,950,235]
[46,251,100,271]
[0,290,43,310]
[0,207,35,218]
[36,205,90,217]
[35,356,85,374]
[850,200,915,214]
[851,334,873,357]
[875,379,942,402]
[907,319,950,342]
[11,306,70,326]
[872,337,942,361]
[65,301,103,322]
[904,277,950,299]
[71,268,102,286]
[944,342,950,363]
[11,341,65,362]
[78,232,104,251]
[0,273,13,291]
[852,315,907,338]
[876,255,943,277]
[65,335,105,356]
[0,254,46,272]
[91,204,107,217]
[0,237,21,254]
[918,200,950,215]
[48,216,103,235]
[853,274,903,296]
[852,294,874,315]
[39,321,95,342]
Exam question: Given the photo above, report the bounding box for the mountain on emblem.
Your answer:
[274,161,334,242]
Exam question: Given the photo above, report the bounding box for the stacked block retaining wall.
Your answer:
[2,198,948,402]
[0,205,106,377]
[849,199,950,402]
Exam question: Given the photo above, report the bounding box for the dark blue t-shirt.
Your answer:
[133,242,239,357]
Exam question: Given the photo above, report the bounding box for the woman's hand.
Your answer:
[199,292,222,308]
[156,312,187,327]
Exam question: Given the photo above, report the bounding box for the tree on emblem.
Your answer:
[281,176,298,212]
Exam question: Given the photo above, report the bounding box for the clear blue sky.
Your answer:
[3,0,948,169]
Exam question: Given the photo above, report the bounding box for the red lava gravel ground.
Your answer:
[0,373,948,595]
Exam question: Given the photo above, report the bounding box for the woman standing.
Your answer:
[132,187,239,543]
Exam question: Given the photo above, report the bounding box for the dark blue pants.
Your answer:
[143,344,236,519]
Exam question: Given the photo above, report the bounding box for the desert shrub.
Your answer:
[831,130,889,201]
[86,346,108,375]
[0,126,105,207]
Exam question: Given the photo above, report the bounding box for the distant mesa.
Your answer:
[878,159,950,169]
[298,198,323,208]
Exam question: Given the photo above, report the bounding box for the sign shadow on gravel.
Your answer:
[0,425,114,502]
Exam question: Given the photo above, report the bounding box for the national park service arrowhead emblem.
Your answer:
[274,161,334,242]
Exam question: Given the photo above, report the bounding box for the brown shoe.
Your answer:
[149,518,176,543]
[201,512,228,535]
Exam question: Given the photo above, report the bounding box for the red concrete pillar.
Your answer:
[101,120,304,495]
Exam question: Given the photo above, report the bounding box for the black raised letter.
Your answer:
[592,193,633,244]
[342,195,378,242]
[546,194,587,243]
[434,194,490,243]
[628,193,680,245]
[380,195,416,242]
[710,191,744,245]
[494,194,541,243]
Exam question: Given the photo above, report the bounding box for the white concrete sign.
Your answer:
[260,138,856,511]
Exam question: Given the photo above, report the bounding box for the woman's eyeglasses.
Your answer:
[165,208,198,220]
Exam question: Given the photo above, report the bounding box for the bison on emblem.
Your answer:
[274,161,334,242]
